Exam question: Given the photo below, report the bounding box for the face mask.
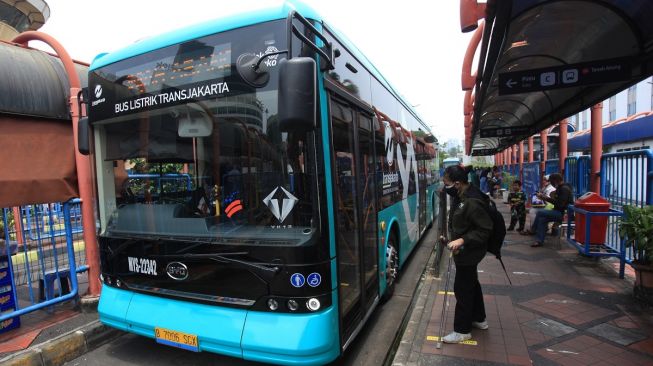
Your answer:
[445,183,458,196]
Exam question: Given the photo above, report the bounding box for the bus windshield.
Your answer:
[89,20,319,245]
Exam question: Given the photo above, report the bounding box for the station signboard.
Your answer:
[498,57,631,95]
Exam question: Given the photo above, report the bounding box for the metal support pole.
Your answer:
[590,103,603,193]
[540,130,548,182]
[519,141,524,181]
[528,136,534,162]
[559,119,568,177]
[12,31,102,298]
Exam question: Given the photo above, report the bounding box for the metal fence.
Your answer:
[600,150,653,209]
[1,199,86,322]
[565,155,590,199]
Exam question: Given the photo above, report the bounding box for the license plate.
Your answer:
[154,327,199,352]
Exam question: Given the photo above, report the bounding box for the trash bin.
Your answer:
[574,192,610,245]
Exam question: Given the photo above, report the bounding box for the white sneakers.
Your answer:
[442,321,488,344]
[442,331,471,343]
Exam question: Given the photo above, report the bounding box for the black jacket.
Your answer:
[448,185,493,266]
[552,183,573,213]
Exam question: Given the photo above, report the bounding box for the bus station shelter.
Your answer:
[461,0,653,169]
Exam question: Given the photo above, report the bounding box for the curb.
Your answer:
[384,237,441,366]
[390,243,444,366]
[0,320,122,366]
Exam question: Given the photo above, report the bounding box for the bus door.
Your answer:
[417,142,427,233]
[330,97,379,349]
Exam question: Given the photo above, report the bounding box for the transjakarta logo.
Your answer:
[91,85,106,107]
[114,81,229,114]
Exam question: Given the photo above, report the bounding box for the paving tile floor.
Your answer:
[401,199,653,366]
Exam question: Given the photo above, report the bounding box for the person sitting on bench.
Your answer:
[522,173,573,247]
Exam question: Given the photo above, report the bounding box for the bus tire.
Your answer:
[382,232,399,302]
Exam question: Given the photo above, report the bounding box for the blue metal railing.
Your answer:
[565,155,591,199]
[600,149,653,209]
[1,199,87,322]
[566,205,627,278]
[20,203,83,241]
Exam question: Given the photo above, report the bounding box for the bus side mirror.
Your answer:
[278,57,316,132]
[78,117,90,155]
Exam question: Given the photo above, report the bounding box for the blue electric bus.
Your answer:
[83,1,439,364]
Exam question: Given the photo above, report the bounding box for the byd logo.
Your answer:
[166,262,188,281]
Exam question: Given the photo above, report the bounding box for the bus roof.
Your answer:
[89,1,320,70]
[89,0,432,134]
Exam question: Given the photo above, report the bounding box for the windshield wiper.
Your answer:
[151,252,280,282]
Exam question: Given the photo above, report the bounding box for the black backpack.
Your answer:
[479,194,512,285]
[485,198,506,259]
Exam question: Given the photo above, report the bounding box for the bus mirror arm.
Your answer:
[78,117,90,155]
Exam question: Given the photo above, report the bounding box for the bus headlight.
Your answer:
[116,279,122,287]
[306,298,321,311]
[287,299,299,311]
[267,299,279,311]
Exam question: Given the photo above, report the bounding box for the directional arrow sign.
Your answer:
[505,79,517,89]
[498,57,632,95]
[472,148,496,156]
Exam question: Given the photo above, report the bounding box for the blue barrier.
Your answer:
[564,155,591,199]
[600,149,653,208]
[21,203,83,241]
[566,205,627,278]
[545,159,560,175]
[1,199,87,323]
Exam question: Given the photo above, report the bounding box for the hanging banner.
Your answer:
[522,162,540,204]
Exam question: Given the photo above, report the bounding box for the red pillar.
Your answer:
[528,136,534,162]
[508,146,513,167]
[519,141,524,180]
[11,207,24,247]
[12,32,102,298]
[590,103,603,193]
[540,130,548,181]
[559,119,568,177]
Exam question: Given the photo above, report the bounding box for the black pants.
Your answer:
[453,264,486,334]
[508,211,525,230]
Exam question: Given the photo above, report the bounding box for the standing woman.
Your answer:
[442,165,494,343]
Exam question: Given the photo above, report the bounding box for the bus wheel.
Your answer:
[383,235,399,301]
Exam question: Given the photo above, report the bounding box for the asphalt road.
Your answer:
[64,225,438,366]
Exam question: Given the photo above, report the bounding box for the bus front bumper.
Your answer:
[98,285,340,365]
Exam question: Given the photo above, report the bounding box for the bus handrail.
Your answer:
[287,10,334,70]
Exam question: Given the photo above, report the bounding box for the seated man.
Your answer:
[525,173,573,247]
